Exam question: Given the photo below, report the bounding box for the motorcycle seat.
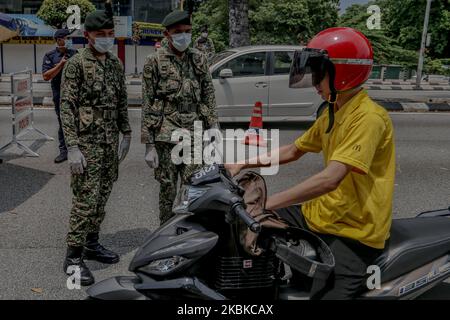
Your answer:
[375,217,450,283]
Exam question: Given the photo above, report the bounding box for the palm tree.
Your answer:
[229,0,250,48]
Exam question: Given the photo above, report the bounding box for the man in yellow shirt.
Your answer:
[226,27,395,299]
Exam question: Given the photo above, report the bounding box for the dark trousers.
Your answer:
[53,97,67,155]
[275,206,383,300]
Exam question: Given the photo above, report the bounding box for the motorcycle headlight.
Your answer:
[172,185,210,214]
[140,256,189,276]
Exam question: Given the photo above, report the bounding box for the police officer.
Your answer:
[42,29,77,163]
[142,10,219,225]
[194,25,215,59]
[60,1,132,286]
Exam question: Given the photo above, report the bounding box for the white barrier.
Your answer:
[0,69,53,157]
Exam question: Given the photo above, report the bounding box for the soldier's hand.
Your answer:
[118,134,132,164]
[145,144,159,169]
[68,146,87,175]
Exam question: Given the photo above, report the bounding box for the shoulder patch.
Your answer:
[64,63,78,79]
[143,64,153,78]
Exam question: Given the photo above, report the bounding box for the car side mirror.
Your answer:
[219,68,233,79]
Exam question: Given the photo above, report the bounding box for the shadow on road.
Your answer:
[86,228,152,272]
[0,163,54,213]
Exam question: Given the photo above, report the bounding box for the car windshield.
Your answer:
[209,50,235,66]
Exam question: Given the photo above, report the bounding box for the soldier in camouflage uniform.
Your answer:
[60,1,132,286]
[142,10,219,225]
[194,25,215,59]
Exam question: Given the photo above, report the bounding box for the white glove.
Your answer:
[118,134,131,164]
[68,146,87,175]
[145,144,159,169]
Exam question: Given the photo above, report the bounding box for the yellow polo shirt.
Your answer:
[295,90,395,249]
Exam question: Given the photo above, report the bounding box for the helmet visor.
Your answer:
[289,48,329,88]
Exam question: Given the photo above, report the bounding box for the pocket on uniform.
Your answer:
[167,79,180,92]
[79,107,94,132]
[173,112,198,130]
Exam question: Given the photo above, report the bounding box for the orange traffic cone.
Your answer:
[242,101,267,147]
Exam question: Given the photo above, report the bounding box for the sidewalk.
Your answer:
[2,74,450,88]
[1,74,449,111]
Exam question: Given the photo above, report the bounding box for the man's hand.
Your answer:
[118,134,131,164]
[68,146,87,175]
[224,163,244,177]
[145,144,159,169]
[59,56,68,67]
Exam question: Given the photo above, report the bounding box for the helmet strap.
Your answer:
[325,61,337,134]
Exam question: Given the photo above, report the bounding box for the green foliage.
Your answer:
[193,0,339,50]
[250,0,339,45]
[382,0,450,58]
[192,0,229,52]
[37,0,96,29]
[338,0,450,71]
[425,58,450,76]
[339,2,418,67]
[193,0,449,73]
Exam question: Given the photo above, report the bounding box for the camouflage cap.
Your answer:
[162,10,191,29]
[84,1,114,32]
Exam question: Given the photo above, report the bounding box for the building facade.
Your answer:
[0,0,180,23]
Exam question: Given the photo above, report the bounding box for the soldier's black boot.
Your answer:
[83,232,120,264]
[63,246,95,286]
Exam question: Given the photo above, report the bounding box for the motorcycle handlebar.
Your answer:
[233,203,261,233]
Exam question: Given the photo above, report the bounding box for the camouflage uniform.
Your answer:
[160,37,169,49]
[141,45,218,224]
[194,37,215,59]
[61,47,131,247]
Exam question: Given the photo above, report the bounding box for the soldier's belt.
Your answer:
[164,102,199,115]
[93,109,118,120]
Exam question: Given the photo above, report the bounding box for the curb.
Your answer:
[366,85,450,91]
[374,100,450,112]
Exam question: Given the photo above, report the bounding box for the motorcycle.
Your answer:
[87,164,450,300]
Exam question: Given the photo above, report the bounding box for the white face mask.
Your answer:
[171,32,192,52]
[57,38,72,50]
[64,39,73,49]
[92,37,114,53]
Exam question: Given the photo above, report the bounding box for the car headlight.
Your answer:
[139,256,189,276]
[172,185,210,214]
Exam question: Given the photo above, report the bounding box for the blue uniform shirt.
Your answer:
[42,48,77,101]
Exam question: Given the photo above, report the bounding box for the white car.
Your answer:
[209,45,323,122]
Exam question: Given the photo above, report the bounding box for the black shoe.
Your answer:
[54,153,68,163]
[83,232,120,264]
[63,246,95,286]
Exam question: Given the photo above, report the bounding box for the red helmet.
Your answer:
[289,27,374,133]
[307,27,374,91]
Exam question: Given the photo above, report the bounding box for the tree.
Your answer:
[339,2,418,67]
[382,0,450,59]
[339,0,450,71]
[193,0,339,50]
[250,0,339,45]
[229,0,251,47]
[37,0,96,29]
